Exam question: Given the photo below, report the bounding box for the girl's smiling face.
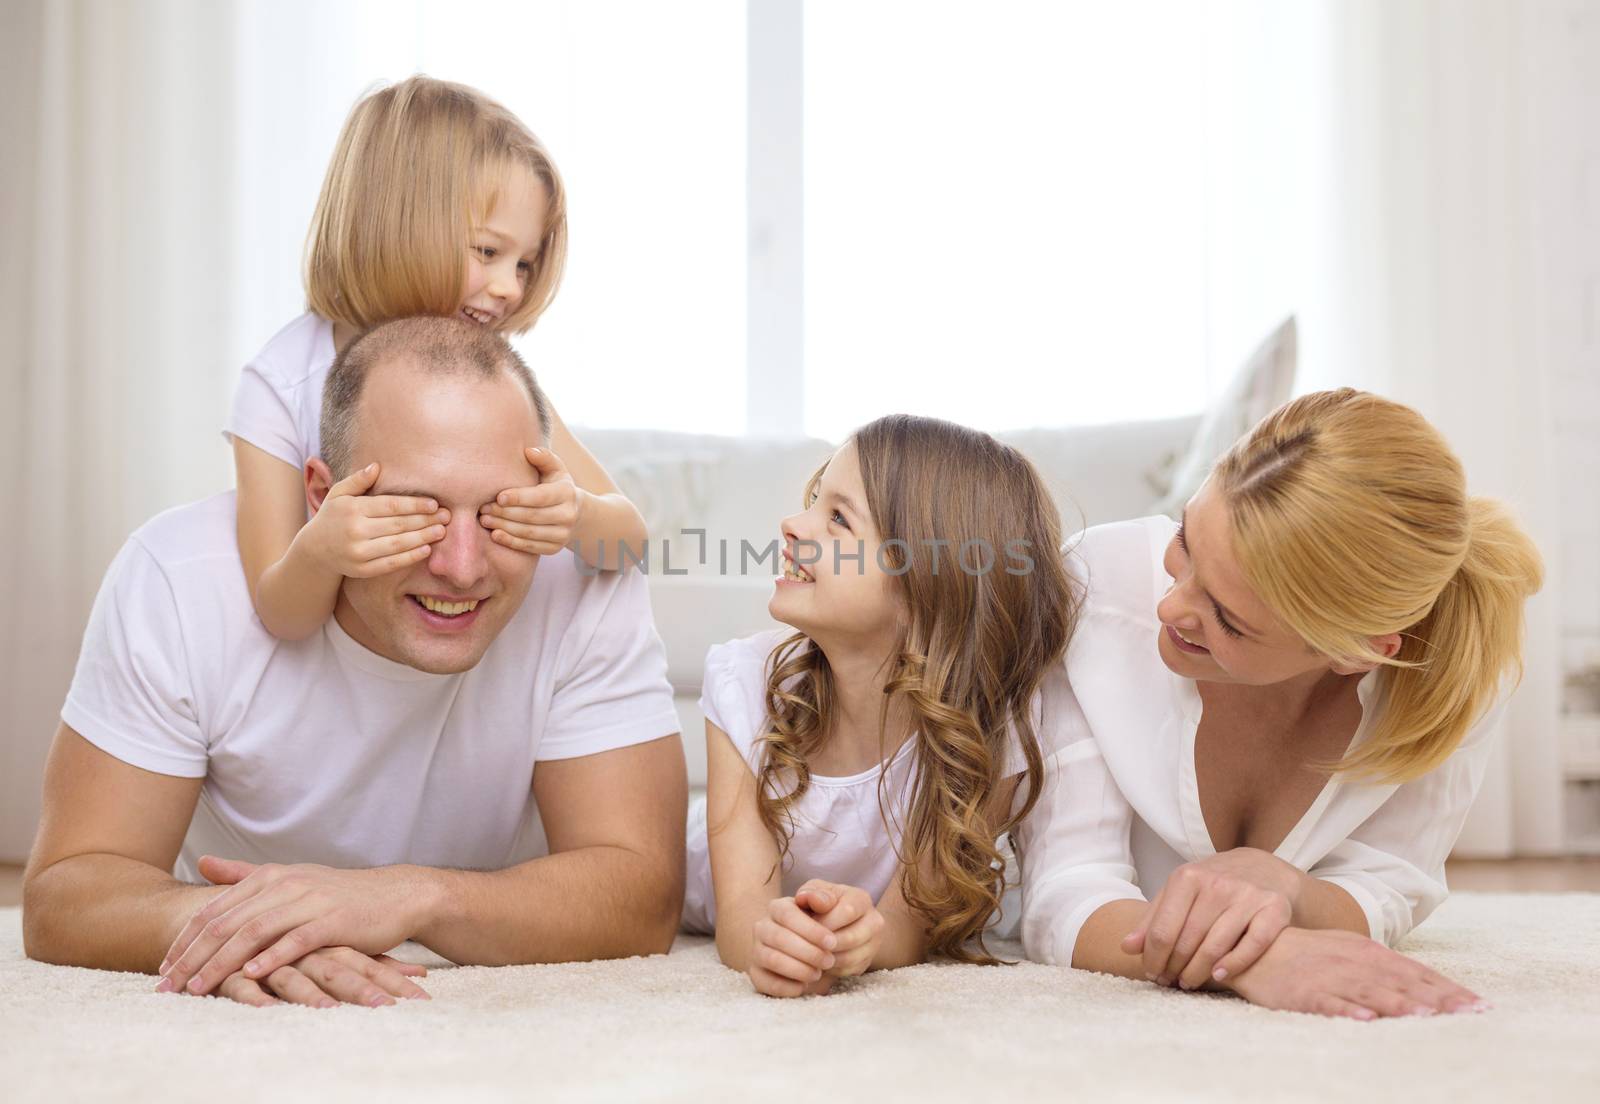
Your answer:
[460,162,547,329]
[770,440,902,648]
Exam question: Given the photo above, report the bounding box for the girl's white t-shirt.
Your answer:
[223,312,336,467]
[1016,517,1506,964]
[682,628,1056,935]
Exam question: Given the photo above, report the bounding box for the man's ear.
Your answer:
[305,458,334,516]
[1329,632,1403,676]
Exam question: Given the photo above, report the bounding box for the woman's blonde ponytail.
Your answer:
[1343,498,1545,780]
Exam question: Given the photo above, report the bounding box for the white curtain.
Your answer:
[0,1,239,860]
[1288,0,1570,855]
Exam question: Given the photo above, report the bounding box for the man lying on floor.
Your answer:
[22,316,687,1007]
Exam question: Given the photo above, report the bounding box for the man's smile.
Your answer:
[408,593,487,631]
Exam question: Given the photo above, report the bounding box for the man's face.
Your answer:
[314,360,544,674]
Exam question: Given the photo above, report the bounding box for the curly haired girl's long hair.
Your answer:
[754,415,1080,963]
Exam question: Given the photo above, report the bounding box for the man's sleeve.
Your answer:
[60,539,208,777]
[537,567,682,761]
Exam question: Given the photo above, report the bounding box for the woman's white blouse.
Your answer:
[1017,516,1505,964]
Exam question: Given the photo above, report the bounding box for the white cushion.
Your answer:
[1152,316,1298,517]
[577,429,834,564]
[997,416,1200,530]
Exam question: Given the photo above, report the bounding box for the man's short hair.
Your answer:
[320,316,552,479]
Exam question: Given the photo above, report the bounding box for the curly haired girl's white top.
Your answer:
[682,628,1047,935]
[683,629,916,933]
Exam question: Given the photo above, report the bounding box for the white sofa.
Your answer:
[581,415,1200,786]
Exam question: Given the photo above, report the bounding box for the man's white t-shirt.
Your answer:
[62,491,681,884]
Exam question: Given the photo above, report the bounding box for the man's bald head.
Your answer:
[320,315,551,480]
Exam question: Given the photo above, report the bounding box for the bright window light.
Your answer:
[803,0,1212,440]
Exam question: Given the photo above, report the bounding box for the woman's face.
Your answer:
[1155,479,1389,685]
[769,440,901,649]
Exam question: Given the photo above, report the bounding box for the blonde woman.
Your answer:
[1018,389,1543,1020]
[229,76,645,641]
[682,415,1079,996]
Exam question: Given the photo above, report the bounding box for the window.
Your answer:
[231,1,1304,439]
[801,0,1214,439]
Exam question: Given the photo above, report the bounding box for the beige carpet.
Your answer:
[1,894,1596,1102]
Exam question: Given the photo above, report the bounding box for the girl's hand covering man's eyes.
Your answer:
[304,462,449,578]
[479,447,583,556]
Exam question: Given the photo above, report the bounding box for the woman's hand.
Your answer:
[1224,926,1488,1019]
[795,880,886,979]
[299,462,449,577]
[479,447,582,556]
[1122,848,1303,989]
[746,895,838,998]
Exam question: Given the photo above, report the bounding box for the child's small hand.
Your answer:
[795,880,885,979]
[304,463,449,578]
[479,447,584,556]
[746,894,838,998]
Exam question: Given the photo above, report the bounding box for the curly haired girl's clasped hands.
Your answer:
[745,880,894,997]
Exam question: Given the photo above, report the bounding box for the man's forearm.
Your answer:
[23,853,223,974]
[405,842,682,966]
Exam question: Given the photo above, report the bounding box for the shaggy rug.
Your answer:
[1,894,1596,1102]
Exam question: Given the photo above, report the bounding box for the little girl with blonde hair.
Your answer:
[228,76,645,639]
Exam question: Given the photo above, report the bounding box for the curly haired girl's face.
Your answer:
[770,440,900,647]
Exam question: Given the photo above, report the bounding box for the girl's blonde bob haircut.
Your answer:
[304,75,567,335]
[1213,389,1543,783]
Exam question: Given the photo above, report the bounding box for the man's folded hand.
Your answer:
[156,856,433,997]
